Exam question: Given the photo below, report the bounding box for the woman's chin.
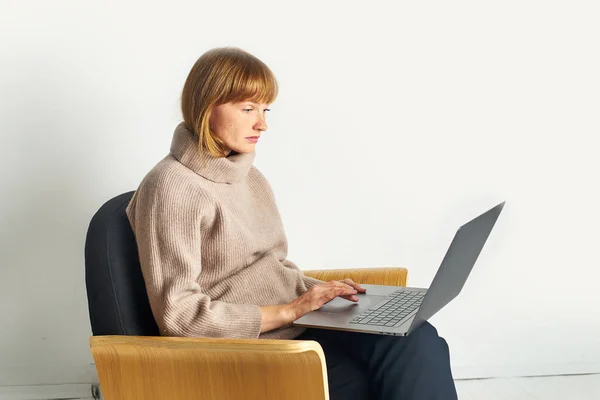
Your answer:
[240,143,257,153]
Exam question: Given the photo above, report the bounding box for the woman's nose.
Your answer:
[255,117,267,131]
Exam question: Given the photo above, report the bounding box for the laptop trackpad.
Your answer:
[318,294,389,314]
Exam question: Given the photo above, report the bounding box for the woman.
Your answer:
[127,47,458,400]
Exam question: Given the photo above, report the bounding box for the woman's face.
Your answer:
[210,100,270,154]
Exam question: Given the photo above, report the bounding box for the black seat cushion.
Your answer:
[85,191,159,336]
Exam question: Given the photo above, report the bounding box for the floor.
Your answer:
[13,374,596,399]
[455,374,600,399]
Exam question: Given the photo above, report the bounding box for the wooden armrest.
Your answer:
[303,267,408,287]
[91,267,409,399]
[91,335,329,400]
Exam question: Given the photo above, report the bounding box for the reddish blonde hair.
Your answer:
[181,47,278,158]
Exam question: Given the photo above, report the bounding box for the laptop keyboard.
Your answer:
[349,290,425,327]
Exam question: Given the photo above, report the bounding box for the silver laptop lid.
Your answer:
[408,202,505,334]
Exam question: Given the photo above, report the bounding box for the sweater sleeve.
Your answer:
[127,179,263,339]
[280,259,324,291]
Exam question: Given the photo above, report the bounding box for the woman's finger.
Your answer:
[340,278,367,292]
[329,280,356,291]
[340,294,359,302]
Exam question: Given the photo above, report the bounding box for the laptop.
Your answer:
[293,201,505,336]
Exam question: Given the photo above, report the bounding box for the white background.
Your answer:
[1,0,599,387]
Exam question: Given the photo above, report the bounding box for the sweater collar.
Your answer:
[170,122,256,184]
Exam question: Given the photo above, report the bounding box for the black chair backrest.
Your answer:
[85,191,159,336]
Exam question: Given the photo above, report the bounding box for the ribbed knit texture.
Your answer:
[126,122,324,340]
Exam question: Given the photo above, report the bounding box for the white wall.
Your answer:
[1,0,598,387]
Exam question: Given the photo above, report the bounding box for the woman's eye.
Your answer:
[243,109,253,113]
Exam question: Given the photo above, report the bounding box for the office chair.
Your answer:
[85,191,408,400]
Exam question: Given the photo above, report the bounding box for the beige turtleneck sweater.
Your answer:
[126,122,324,340]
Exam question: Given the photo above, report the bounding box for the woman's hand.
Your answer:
[337,278,367,302]
[286,280,364,322]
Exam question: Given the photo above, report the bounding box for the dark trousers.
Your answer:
[295,322,458,400]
